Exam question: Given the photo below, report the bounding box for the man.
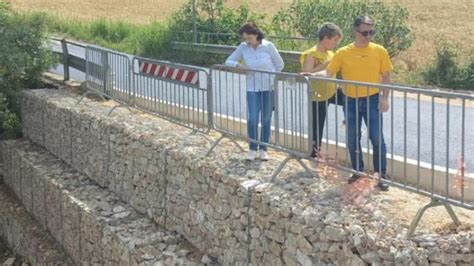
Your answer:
[311,16,392,191]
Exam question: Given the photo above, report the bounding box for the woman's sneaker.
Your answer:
[259,150,269,161]
[246,150,257,161]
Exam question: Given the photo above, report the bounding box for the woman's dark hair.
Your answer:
[239,22,264,41]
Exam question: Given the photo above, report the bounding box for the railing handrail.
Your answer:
[309,76,474,100]
[50,36,87,48]
[175,30,318,41]
[170,41,302,64]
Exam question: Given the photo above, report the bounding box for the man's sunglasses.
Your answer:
[356,30,375,37]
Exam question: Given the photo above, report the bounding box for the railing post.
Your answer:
[102,51,109,95]
[61,39,70,81]
[192,0,197,43]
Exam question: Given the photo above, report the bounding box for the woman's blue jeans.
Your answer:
[247,91,273,151]
[345,94,387,176]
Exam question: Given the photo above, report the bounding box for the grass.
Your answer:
[42,14,173,59]
[7,0,474,84]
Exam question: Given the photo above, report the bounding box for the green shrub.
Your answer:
[3,111,22,139]
[271,0,412,58]
[422,42,460,88]
[171,0,265,45]
[166,0,268,65]
[422,42,473,90]
[89,19,132,43]
[134,22,172,59]
[43,13,173,60]
[0,2,55,138]
[463,59,474,90]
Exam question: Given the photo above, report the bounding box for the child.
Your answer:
[300,22,344,158]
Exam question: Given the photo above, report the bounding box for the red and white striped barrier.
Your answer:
[138,61,199,85]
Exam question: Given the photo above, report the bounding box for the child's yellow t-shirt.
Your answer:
[300,47,336,102]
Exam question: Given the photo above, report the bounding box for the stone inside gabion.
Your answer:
[1,88,471,265]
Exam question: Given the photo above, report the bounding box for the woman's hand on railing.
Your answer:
[231,65,247,74]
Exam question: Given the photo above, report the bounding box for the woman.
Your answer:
[225,22,284,161]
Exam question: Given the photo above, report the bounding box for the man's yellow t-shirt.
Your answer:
[327,42,393,98]
[300,47,336,101]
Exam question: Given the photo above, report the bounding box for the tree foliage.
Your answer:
[0,2,54,138]
[271,0,412,58]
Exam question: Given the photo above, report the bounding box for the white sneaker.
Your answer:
[246,150,257,161]
[258,150,269,161]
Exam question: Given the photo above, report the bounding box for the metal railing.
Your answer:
[171,41,303,64]
[85,45,133,111]
[171,31,314,64]
[50,37,87,79]
[50,38,473,237]
[174,30,316,50]
[131,57,211,134]
[307,76,473,236]
[208,65,313,179]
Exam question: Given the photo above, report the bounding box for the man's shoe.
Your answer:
[348,174,361,184]
[259,150,269,161]
[310,145,319,158]
[377,181,389,191]
[246,150,257,161]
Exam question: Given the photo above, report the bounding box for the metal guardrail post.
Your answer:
[270,74,314,182]
[102,51,109,95]
[61,39,70,81]
[129,59,135,106]
[207,69,213,132]
[407,199,461,238]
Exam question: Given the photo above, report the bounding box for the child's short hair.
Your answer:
[317,22,342,41]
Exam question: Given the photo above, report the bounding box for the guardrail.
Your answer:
[132,56,212,134]
[49,38,473,237]
[50,37,87,80]
[208,65,313,179]
[171,31,315,64]
[307,76,474,236]
[171,41,302,64]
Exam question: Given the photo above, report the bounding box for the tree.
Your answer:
[0,2,55,138]
[271,0,412,58]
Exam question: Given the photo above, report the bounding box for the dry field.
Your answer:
[7,0,474,78]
